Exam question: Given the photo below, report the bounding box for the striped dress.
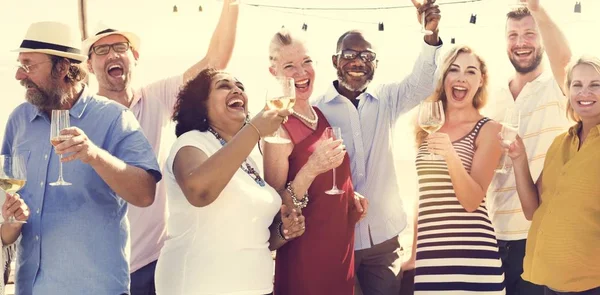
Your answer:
[414,117,506,294]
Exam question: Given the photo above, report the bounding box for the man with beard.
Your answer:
[81,1,238,294]
[485,1,572,294]
[2,21,161,295]
[313,1,442,294]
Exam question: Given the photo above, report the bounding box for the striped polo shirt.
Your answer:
[484,71,571,241]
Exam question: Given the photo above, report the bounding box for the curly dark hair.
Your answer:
[49,55,87,86]
[172,67,222,137]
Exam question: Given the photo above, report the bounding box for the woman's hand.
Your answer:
[249,109,291,137]
[280,204,305,240]
[426,132,457,160]
[354,192,368,222]
[303,138,346,178]
[2,193,30,223]
[499,133,527,161]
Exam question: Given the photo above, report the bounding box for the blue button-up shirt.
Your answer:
[1,87,161,295]
[314,41,441,250]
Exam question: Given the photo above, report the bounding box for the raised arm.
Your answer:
[183,0,239,82]
[428,122,503,212]
[388,0,442,119]
[505,135,542,220]
[527,0,571,91]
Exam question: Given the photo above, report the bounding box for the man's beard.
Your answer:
[510,49,544,74]
[337,67,373,92]
[21,77,66,112]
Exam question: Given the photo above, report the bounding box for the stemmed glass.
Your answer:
[264,76,296,144]
[496,108,521,174]
[509,0,527,8]
[418,101,445,160]
[324,127,345,195]
[0,154,27,224]
[411,0,433,35]
[50,110,72,186]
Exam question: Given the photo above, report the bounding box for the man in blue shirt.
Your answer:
[313,2,442,294]
[2,21,161,295]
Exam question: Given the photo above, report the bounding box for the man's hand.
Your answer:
[55,127,100,164]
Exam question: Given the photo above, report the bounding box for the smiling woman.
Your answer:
[154,67,307,295]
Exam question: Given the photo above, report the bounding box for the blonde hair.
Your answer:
[564,55,600,123]
[415,45,489,147]
[268,28,307,67]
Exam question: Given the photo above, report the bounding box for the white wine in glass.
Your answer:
[324,127,345,195]
[0,154,27,224]
[496,109,521,174]
[418,100,445,160]
[50,110,72,186]
[264,77,296,144]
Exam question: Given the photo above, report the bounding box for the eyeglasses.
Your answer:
[91,42,130,56]
[337,49,377,62]
[15,60,52,74]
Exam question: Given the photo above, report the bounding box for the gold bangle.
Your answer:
[246,122,261,138]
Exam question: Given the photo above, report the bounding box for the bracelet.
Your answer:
[277,221,288,241]
[246,121,261,138]
[286,181,309,209]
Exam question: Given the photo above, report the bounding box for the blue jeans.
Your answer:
[130,260,157,295]
[498,239,544,295]
[544,286,600,295]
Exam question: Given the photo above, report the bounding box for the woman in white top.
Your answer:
[155,68,305,295]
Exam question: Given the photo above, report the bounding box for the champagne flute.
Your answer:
[418,101,445,160]
[264,76,296,144]
[509,0,527,8]
[411,0,433,35]
[50,110,72,186]
[0,154,27,224]
[496,109,521,174]
[324,127,345,195]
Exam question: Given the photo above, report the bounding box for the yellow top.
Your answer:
[522,122,600,291]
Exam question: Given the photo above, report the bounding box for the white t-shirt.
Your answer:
[155,131,281,295]
[484,72,571,241]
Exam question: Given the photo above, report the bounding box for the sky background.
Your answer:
[1,0,599,245]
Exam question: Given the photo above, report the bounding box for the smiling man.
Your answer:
[81,1,239,294]
[485,1,573,294]
[313,2,442,294]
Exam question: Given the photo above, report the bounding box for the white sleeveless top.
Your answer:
[155,131,281,295]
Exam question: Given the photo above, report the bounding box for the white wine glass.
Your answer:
[50,110,72,186]
[264,76,296,144]
[496,109,521,174]
[0,154,27,224]
[418,101,445,160]
[411,0,433,35]
[509,0,527,8]
[324,127,345,195]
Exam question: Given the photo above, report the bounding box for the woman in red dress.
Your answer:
[263,28,368,295]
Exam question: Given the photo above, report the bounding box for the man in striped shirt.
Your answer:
[485,1,572,294]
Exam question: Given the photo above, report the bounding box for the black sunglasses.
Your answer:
[91,42,131,56]
[337,49,377,62]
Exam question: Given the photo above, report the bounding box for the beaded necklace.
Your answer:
[207,127,266,187]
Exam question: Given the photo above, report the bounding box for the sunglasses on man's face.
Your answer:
[337,49,377,62]
[91,42,131,56]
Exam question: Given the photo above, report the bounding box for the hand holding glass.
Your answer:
[264,77,296,144]
[0,154,27,224]
[324,127,345,195]
[411,0,433,35]
[418,101,445,160]
[50,110,72,186]
[496,109,521,174]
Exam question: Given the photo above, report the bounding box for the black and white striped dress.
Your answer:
[414,117,505,294]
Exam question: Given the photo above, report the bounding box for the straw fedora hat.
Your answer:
[13,21,87,63]
[82,23,141,57]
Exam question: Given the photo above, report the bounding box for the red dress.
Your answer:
[274,107,362,295]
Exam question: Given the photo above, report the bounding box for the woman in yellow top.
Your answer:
[502,56,600,294]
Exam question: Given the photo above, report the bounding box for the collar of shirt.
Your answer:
[29,85,92,122]
[568,121,600,137]
[322,80,380,104]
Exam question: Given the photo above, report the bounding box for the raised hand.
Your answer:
[411,0,442,33]
[498,133,527,161]
[250,108,292,138]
